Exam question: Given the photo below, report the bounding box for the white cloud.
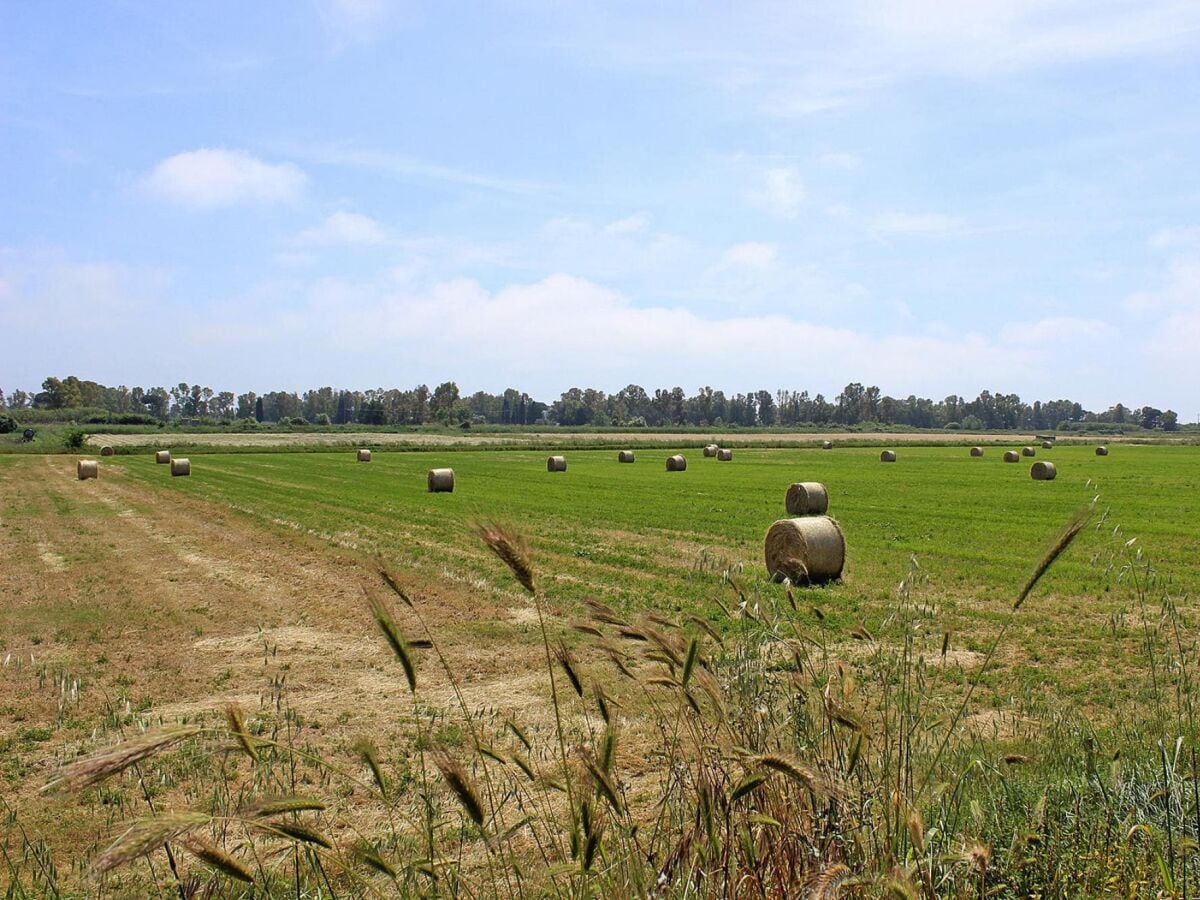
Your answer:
[816,151,862,169]
[1126,257,1200,312]
[723,241,777,268]
[144,149,306,208]
[869,211,964,237]
[999,316,1116,344]
[603,212,652,235]
[1148,226,1200,251]
[299,211,388,245]
[749,167,805,219]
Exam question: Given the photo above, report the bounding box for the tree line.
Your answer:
[0,375,1182,432]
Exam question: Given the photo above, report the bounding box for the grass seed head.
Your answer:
[45,726,203,792]
[92,812,211,874]
[434,751,486,828]
[475,521,535,594]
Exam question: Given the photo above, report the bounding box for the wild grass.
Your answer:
[5,496,1198,897]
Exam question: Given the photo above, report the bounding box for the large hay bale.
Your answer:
[100,445,114,457]
[821,441,833,450]
[1003,450,1020,463]
[716,448,733,461]
[880,450,897,462]
[970,446,984,457]
[1041,440,1053,450]
[357,449,371,463]
[785,482,829,516]
[764,517,845,583]
[703,444,719,458]
[170,458,191,477]
[1096,446,1109,456]
[1031,461,1057,481]
[77,460,98,480]
[547,455,567,472]
[1021,446,1036,457]
[428,467,455,492]
[618,450,635,463]
[155,450,171,464]
[666,454,687,472]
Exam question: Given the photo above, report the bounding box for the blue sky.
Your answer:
[2,0,1199,413]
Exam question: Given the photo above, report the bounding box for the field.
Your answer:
[2,442,1198,895]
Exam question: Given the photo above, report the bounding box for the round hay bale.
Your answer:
[821,441,833,450]
[666,454,687,472]
[77,460,98,480]
[880,450,897,463]
[618,450,635,463]
[785,482,829,516]
[1003,450,1020,463]
[970,446,984,457]
[357,448,371,463]
[1041,440,1053,450]
[427,467,455,492]
[547,455,567,472]
[703,444,719,458]
[1096,446,1109,456]
[1021,446,1036,457]
[170,458,191,477]
[155,450,171,464]
[716,448,733,461]
[100,445,114,457]
[764,517,845,583]
[1031,461,1057,481]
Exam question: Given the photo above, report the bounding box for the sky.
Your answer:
[2,0,1199,414]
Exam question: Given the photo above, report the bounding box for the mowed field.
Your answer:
[1,442,1198,890]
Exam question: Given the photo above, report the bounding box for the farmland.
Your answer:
[2,442,1199,895]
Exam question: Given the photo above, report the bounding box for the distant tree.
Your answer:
[254,397,264,422]
[1162,410,1179,431]
[429,381,461,423]
[9,389,30,409]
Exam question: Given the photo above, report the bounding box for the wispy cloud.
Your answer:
[722,241,777,268]
[299,210,388,245]
[748,166,805,219]
[143,149,306,208]
[999,316,1116,344]
[869,211,964,237]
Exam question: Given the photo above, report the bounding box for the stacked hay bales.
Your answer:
[1022,446,1036,457]
[970,446,984,457]
[1031,461,1057,481]
[880,450,897,462]
[703,444,719,458]
[1003,450,1020,463]
[155,450,171,464]
[1096,446,1109,456]
[764,517,845,583]
[170,458,191,477]
[547,455,567,472]
[716,448,733,461]
[785,482,828,516]
[618,450,635,463]
[100,446,114,457]
[821,441,833,450]
[357,449,371,462]
[77,460,98,480]
[427,468,455,492]
[666,455,687,472]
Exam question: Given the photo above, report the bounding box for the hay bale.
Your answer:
[100,445,114,457]
[970,446,984,457]
[1031,461,1057,481]
[170,458,191,477]
[880,450,897,462]
[77,460,98,480]
[427,467,455,492]
[785,482,829,516]
[1096,446,1109,456]
[547,455,567,472]
[764,516,845,583]
[666,454,687,472]
[1003,450,1020,463]
[357,449,371,463]
[618,450,635,463]
[155,450,171,464]
[703,444,719,458]
[1021,446,1036,457]
[821,441,833,450]
[1041,440,1053,450]
[716,448,733,461]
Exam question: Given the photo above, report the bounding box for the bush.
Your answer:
[0,414,17,434]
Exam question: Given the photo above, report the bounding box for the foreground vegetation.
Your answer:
[2,445,1198,896]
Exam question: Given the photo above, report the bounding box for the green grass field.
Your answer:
[104,442,1198,716]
